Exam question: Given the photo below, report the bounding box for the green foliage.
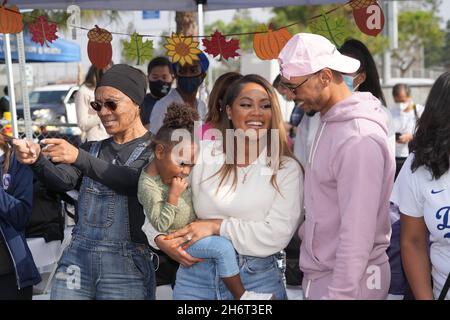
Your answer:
[398,10,445,68]
[273,6,388,55]
[21,10,121,31]
[122,32,153,65]
[205,10,260,52]
[442,20,450,68]
[309,12,350,47]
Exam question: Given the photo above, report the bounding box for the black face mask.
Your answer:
[149,80,172,98]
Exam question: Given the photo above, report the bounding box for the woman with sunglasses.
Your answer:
[0,133,40,299]
[13,64,156,300]
[75,63,112,142]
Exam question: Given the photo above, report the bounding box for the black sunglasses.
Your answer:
[280,72,319,94]
[90,100,118,112]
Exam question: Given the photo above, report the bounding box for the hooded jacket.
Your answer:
[299,92,395,299]
[0,153,41,289]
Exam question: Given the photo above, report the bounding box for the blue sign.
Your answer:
[0,33,80,63]
[142,10,160,20]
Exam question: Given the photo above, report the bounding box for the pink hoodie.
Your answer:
[299,92,395,299]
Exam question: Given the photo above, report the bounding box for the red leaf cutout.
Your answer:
[202,31,240,60]
[28,16,58,46]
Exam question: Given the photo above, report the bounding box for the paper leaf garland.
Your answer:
[253,24,292,60]
[0,2,23,34]
[164,33,201,66]
[202,31,240,60]
[310,13,348,47]
[353,2,385,37]
[87,25,113,69]
[28,15,58,46]
[123,32,153,65]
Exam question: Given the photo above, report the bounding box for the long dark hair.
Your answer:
[409,72,450,179]
[339,39,387,107]
[213,74,294,193]
[0,135,12,174]
[205,72,242,125]
[84,65,106,88]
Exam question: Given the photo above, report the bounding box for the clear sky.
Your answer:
[439,0,450,26]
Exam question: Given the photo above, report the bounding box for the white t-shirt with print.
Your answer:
[149,88,207,135]
[391,153,450,299]
[390,103,424,158]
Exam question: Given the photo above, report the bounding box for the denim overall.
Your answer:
[51,141,156,300]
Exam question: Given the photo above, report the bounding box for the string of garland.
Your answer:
[2,0,354,39]
[1,0,383,66]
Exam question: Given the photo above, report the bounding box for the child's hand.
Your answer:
[168,177,188,204]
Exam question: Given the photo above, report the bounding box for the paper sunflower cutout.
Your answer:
[164,33,201,66]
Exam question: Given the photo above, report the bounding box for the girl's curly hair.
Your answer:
[151,102,199,150]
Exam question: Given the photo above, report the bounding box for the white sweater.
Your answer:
[142,140,304,257]
[75,85,109,142]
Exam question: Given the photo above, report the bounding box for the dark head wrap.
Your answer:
[96,64,148,105]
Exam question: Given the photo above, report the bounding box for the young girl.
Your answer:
[1,134,40,299]
[138,103,273,300]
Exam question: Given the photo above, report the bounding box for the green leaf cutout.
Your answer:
[123,32,153,65]
[310,12,349,48]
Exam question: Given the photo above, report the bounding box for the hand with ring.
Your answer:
[165,219,223,250]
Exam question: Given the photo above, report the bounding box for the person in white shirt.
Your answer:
[149,52,209,135]
[390,83,424,178]
[142,74,303,300]
[391,72,450,300]
[75,65,111,142]
[294,112,320,168]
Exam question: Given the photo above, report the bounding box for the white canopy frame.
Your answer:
[3,0,348,139]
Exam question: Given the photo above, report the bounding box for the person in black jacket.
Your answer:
[0,87,10,118]
[0,133,41,299]
[13,64,156,300]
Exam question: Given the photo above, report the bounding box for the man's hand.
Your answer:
[41,138,79,164]
[12,139,41,165]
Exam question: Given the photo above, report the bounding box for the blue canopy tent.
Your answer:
[0,33,81,63]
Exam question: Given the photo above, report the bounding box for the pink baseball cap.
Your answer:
[278,33,360,80]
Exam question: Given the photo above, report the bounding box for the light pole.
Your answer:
[382,0,398,85]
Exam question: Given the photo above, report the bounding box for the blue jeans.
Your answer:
[173,253,287,300]
[51,236,156,300]
[51,141,156,300]
[185,236,239,278]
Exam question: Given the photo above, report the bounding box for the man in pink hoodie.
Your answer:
[278,33,395,299]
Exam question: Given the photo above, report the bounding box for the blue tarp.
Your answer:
[0,33,80,63]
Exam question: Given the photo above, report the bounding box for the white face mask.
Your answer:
[398,102,409,111]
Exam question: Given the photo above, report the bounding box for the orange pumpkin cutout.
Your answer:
[87,26,113,69]
[253,25,292,60]
[0,2,23,34]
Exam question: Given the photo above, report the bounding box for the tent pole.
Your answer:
[197,0,205,38]
[16,31,33,140]
[196,0,209,106]
[3,33,19,138]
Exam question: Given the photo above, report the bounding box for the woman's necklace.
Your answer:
[240,165,253,184]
